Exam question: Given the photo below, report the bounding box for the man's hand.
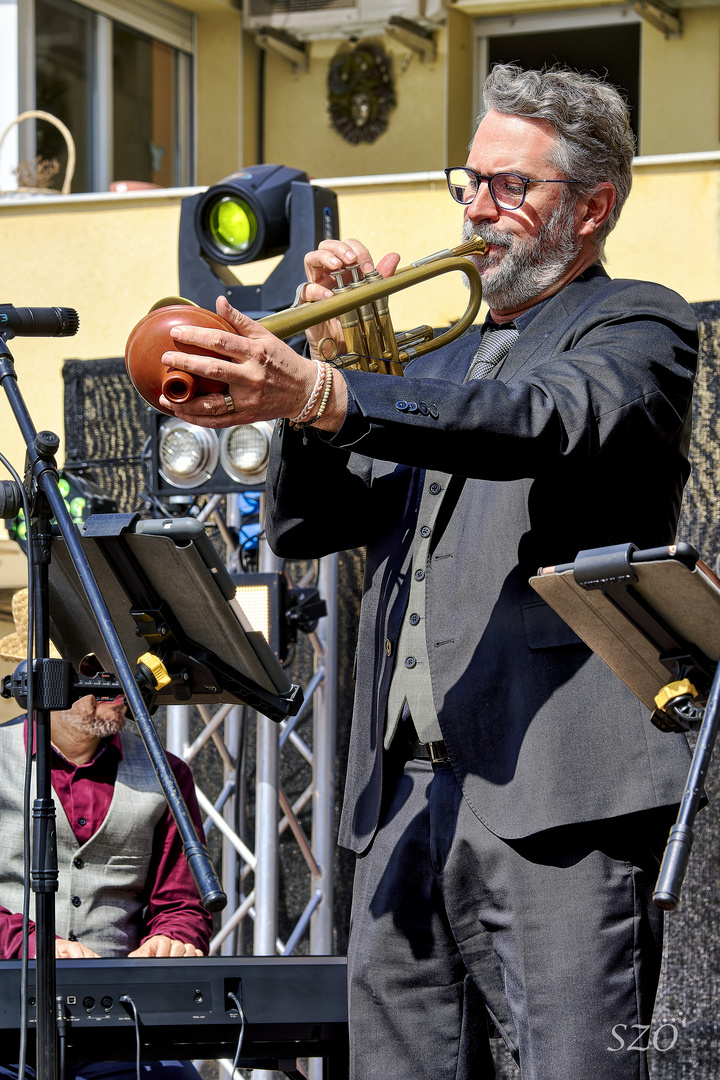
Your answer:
[301,238,400,361]
[128,935,203,958]
[55,937,100,959]
[158,299,349,432]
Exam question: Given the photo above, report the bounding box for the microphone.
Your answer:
[0,304,79,338]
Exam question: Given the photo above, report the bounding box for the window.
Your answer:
[475,7,641,146]
[22,0,193,193]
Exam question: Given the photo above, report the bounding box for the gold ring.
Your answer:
[223,393,235,414]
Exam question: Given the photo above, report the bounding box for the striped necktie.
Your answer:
[467,323,519,380]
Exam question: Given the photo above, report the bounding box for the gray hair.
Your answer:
[477,63,636,257]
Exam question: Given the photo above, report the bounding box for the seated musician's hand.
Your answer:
[55,937,101,959]
[301,239,400,362]
[159,298,349,433]
[128,935,204,958]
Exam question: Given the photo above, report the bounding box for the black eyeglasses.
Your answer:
[444,167,580,211]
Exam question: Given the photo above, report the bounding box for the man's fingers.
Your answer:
[55,938,100,959]
[376,252,401,279]
[215,296,265,334]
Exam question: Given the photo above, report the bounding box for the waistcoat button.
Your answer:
[71,896,82,907]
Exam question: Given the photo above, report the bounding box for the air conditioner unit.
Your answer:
[243,0,447,40]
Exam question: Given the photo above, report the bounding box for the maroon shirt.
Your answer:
[0,720,214,958]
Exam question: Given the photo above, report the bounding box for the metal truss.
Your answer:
[165,548,339,1080]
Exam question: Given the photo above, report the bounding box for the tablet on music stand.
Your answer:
[529,541,720,718]
[530,540,720,910]
[47,513,302,722]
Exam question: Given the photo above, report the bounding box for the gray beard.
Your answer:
[88,711,127,739]
[463,195,582,311]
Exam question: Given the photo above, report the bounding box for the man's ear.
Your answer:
[577,182,616,237]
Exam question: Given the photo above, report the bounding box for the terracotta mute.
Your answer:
[125,302,234,416]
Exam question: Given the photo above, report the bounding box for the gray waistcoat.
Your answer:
[0,719,169,957]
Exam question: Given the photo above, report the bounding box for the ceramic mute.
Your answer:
[125,302,235,416]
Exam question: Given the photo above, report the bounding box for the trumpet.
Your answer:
[125,237,487,415]
[262,235,486,377]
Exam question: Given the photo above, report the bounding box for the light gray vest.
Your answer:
[385,469,450,746]
[0,719,169,957]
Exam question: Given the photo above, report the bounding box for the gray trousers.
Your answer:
[348,755,674,1080]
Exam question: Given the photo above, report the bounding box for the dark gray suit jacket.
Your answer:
[265,266,699,854]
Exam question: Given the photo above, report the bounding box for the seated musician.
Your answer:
[0,589,213,1079]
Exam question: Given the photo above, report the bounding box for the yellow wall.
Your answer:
[640,6,720,155]
[262,35,447,178]
[0,155,718,501]
[194,7,244,186]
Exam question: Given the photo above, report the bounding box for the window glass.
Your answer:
[113,23,176,187]
[487,24,641,144]
[35,0,94,192]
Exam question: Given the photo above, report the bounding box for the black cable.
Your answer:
[119,995,142,1080]
[55,995,67,1080]
[1,450,34,1080]
[227,991,246,1075]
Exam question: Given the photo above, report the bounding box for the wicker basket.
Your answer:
[0,109,76,196]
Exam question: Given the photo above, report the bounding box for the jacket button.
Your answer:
[74,858,84,869]
[407,402,418,413]
[418,401,429,415]
[405,656,417,668]
[385,639,393,656]
[71,896,82,907]
[428,404,439,419]
[395,400,408,411]
[428,483,441,495]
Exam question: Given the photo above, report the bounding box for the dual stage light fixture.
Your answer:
[148,415,274,497]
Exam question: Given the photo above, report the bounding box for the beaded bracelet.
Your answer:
[311,363,334,425]
[289,359,324,427]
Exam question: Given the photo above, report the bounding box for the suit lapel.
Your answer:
[496,265,613,383]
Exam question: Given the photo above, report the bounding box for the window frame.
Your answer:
[17,0,194,192]
[472,5,643,135]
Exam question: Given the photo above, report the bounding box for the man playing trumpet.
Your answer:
[158,64,697,1080]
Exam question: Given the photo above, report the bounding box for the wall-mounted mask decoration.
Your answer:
[327,42,396,145]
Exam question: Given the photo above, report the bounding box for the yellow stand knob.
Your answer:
[654,678,698,714]
[137,652,171,691]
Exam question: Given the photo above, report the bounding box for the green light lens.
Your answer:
[58,478,71,497]
[207,196,258,256]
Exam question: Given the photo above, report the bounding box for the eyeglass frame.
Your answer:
[444,167,581,211]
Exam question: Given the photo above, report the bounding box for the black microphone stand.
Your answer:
[0,330,226,1080]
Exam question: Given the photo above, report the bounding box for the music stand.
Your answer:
[0,326,303,1079]
[46,513,302,720]
[530,541,720,912]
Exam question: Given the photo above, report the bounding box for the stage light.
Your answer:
[6,470,117,547]
[219,421,273,484]
[206,194,258,260]
[157,418,220,490]
[178,163,339,315]
[148,415,274,498]
[232,572,327,663]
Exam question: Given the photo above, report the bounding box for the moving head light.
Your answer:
[179,164,339,317]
